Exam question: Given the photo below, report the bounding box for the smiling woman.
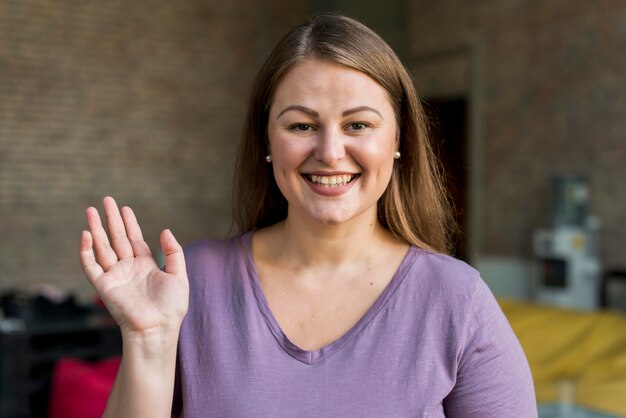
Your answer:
[233,14,453,253]
[80,14,538,418]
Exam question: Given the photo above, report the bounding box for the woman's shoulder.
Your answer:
[182,232,251,269]
[180,233,254,301]
[401,247,497,315]
[408,248,482,291]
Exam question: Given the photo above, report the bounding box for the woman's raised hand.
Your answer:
[80,197,189,340]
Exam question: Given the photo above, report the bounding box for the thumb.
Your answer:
[160,229,187,278]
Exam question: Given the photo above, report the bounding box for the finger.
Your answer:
[79,230,104,285]
[86,206,118,270]
[121,206,152,257]
[161,229,187,279]
[103,196,134,260]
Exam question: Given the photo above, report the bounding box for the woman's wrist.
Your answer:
[120,325,181,360]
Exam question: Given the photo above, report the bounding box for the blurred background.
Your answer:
[1,1,625,417]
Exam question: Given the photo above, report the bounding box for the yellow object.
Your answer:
[570,234,586,250]
[499,299,626,417]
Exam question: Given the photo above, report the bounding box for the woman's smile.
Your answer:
[301,173,361,197]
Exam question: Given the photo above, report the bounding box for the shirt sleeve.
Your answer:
[443,280,538,417]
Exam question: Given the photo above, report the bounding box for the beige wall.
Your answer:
[0,1,308,298]
[408,1,626,270]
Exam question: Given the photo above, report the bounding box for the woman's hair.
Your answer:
[233,13,454,254]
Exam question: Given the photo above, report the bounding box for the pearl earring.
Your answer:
[265,155,272,163]
[394,151,401,160]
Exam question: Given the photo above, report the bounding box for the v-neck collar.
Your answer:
[240,231,419,365]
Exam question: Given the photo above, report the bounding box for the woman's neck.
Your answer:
[260,208,405,272]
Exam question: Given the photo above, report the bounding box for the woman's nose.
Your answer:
[314,127,345,166]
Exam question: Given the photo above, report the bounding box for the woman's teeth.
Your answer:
[307,174,356,186]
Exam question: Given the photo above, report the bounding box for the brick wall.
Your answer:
[0,1,308,298]
[5,1,623,299]
[408,0,626,269]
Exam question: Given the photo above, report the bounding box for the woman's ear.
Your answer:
[265,130,271,154]
[265,141,272,163]
[395,127,401,151]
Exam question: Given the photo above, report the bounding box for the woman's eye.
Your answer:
[349,122,369,131]
[290,123,313,131]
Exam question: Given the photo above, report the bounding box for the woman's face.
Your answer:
[267,58,398,227]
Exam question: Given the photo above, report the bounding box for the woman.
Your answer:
[80,14,537,417]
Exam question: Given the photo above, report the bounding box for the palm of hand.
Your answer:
[97,255,188,334]
[80,197,189,337]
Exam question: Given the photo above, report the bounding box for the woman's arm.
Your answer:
[443,281,538,417]
[80,197,189,418]
[103,329,180,418]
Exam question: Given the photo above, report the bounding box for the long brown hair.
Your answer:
[233,14,454,254]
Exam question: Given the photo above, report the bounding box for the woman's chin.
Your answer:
[292,205,375,228]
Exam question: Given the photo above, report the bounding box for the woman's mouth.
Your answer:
[303,173,359,187]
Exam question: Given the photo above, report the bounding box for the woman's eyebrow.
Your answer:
[342,106,384,120]
[276,105,319,119]
[276,105,384,120]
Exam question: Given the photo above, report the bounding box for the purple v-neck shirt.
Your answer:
[172,233,537,417]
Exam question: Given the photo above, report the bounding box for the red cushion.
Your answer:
[48,356,121,418]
